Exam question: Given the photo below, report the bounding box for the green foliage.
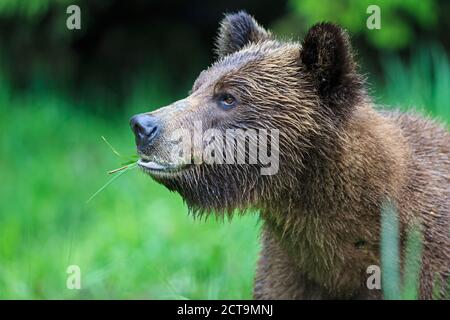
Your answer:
[289,0,437,49]
[0,84,260,299]
[402,225,423,299]
[0,0,71,18]
[381,200,424,300]
[376,45,450,123]
[380,200,401,299]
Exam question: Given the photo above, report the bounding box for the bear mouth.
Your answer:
[137,157,189,177]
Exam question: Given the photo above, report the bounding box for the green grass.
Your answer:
[375,44,450,123]
[381,200,424,300]
[0,90,260,299]
[0,45,448,299]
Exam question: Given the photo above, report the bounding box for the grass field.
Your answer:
[0,87,260,299]
[0,46,448,299]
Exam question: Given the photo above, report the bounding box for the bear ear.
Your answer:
[300,23,361,101]
[215,11,271,58]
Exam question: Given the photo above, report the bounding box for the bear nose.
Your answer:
[129,114,160,150]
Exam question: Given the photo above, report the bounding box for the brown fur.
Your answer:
[133,12,450,299]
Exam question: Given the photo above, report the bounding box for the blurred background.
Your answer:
[0,0,449,299]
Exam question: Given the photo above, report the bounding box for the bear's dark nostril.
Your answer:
[132,123,143,136]
[148,125,158,140]
[129,114,161,150]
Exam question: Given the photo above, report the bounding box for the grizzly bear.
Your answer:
[130,11,449,299]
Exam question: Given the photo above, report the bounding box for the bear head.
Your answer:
[130,11,365,216]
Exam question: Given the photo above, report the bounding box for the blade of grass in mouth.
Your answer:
[101,135,122,158]
[101,135,139,165]
[86,163,137,204]
[86,135,140,203]
[108,163,136,174]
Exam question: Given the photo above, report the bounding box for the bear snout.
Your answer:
[129,113,161,151]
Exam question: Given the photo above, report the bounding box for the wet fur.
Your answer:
[138,12,450,299]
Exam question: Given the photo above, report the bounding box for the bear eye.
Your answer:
[218,93,236,110]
